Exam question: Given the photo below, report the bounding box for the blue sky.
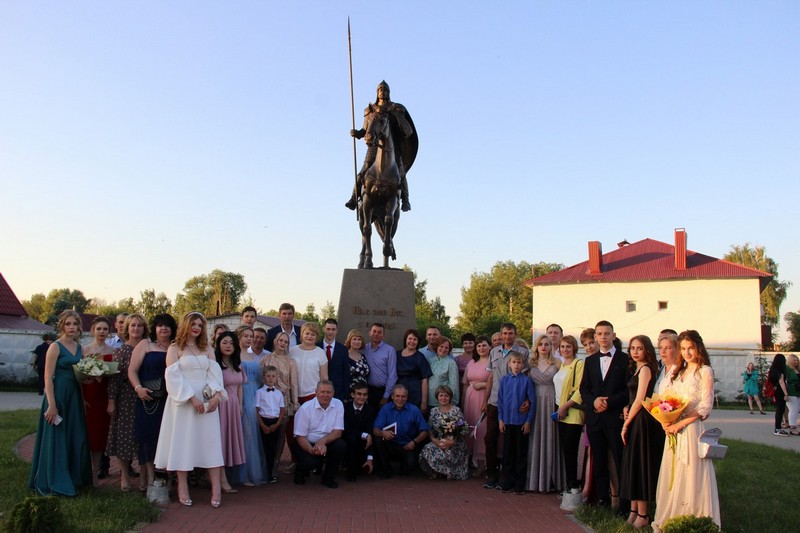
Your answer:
[2,2,798,340]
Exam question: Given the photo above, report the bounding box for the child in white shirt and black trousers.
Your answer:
[256,366,286,483]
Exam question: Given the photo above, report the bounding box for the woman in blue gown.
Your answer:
[29,310,92,496]
[237,326,267,485]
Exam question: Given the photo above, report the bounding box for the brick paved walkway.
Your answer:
[17,433,585,532]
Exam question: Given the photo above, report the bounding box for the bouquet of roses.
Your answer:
[438,410,469,440]
[73,355,119,381]
[643,393,689,490]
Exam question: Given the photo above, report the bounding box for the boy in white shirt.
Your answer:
[256,366,286,483]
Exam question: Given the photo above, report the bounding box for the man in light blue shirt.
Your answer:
[364,323,398,410]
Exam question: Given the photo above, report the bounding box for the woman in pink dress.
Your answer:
[215,331,246,493]
[462,335,491,474]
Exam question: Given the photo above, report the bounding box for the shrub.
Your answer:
[4,495,64,533]
[662,515,720,533]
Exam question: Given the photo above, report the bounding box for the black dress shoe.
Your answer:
[322,479,339,489]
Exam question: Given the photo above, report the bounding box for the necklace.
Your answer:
[155,340,169,351]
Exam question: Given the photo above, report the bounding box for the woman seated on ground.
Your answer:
[419,385,469,480]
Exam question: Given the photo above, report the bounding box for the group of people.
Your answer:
[27,306,723,529]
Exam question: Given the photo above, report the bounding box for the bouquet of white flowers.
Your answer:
[74,356,119,381]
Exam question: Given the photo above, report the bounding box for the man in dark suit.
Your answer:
[343,383,375,481]
[318,318,351,402]
[579,320,630,512]
[266,302,302,352]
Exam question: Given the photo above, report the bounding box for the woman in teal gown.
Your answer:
[29,310,92,496]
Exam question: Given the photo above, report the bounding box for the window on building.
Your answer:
[626,301,637,312]
[658,301,669,310]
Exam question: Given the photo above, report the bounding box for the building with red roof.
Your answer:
[525,229,772,350]
[0,273,52,385]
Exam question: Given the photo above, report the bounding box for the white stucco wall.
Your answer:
[531,278,763,349]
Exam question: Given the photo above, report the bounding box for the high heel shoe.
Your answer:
[221,486,238,494]
[626,510,637,524]
[211,499,221,508]
[179,498,193,507]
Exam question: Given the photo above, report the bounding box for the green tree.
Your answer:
[299,303,320,325]
[174,270,247,317]
[26,289,91,325]
[403,266,452,340]
[457,261,563,338]
[724,244,790,330]
[136,289,173,318]
[21,293,48,323]
[86,298,136,318]
[784,311,800,352]
[320,301,336,321]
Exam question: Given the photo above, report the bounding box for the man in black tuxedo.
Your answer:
[343,383,375,481]
[579,320,630,512]
[318,318,351,402]
[266,302,302,352]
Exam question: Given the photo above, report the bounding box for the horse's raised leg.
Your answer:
[360,205,373,269]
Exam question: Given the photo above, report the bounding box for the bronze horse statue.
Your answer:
[358,111,400,269]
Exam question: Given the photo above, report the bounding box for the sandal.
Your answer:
[626,510,637,524]
[634,513,650,529]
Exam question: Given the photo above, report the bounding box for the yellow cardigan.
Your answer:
[558,358,585,425]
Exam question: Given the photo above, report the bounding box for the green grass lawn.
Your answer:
[575,438,799,533]
[0,410,159,532]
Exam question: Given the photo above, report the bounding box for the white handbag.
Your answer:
[698,427,727,459]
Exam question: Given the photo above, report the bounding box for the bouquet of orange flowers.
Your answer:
[643,393,689,490]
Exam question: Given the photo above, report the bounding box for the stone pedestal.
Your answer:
[337,269,416,350]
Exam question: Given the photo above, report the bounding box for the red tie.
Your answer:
[326,344,332,361]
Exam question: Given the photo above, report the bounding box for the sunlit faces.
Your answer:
[491,333,502,347]
[128,318,145,339]
[437,341,452,357]
[241,311,256,327]
[274,333,289,353]
[658,338,677,367]
[582,338,599,356]
[462,339,475,354]
[324,323,338,342]
[115,315,127,336]
[315,383,334,407]
[437,391,452,406]
[500,327,516,347]
[788,355,800,369]
[746,362,755,372]
[369,325,385,345]
[405,333,419,351]
[279,309,294,327]
[559,341,574,358]
[350,335,364,351]
[391,387,408,408]
[263,371,278,387]
[252,330,267,352]
[680,339,699,365]
[219,336,235,357]
[546,326,563,349]
[476,340,491,357]
[426,327,441,345]
[594,325,615,352]
[508,356,525,374]
[537,337,552,356]
[301,329,318,345]
[629,339,646,361]
[189,318,203,339]
[239,329,254,348]
[155,324,172,340]
[351,387,369,407]
[92,321,110,341]
[62,317,80,337]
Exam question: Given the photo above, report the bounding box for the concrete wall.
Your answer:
[531,278,763,349]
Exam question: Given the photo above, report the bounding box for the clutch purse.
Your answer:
[698,427,727,459]
[203,384,214,400]
[141,378,166,399]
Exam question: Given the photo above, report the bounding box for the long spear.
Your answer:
[347,18,359,221]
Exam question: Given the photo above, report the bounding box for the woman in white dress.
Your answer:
[154,312,227,508]
[652,330,720,531]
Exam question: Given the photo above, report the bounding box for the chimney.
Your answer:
[588,241,603,275]
[674,228,687,271]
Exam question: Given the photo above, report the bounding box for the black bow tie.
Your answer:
[355,408,361,413]
[600,353,612,358]
[267,387,275,392]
